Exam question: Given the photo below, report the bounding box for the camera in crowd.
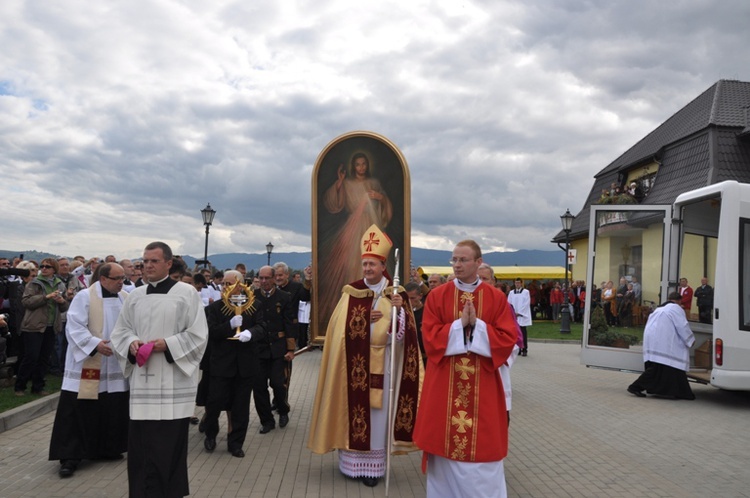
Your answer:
[0,267,31,278]
[0,267,31,300]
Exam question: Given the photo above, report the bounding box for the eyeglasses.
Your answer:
[39,264,55,269]
[449,258,475,265]
[103,275,125,281]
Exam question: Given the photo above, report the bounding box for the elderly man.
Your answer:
[203,270,267,458]
[694,277,714,324]
[119,259,136,293]
[271,261,312,412]
[427,273,446,290]
[413,240,517,498]
[111,241,208,498]
[49,263,130,478]
[627,291,696,400]
[308,224,422,488]
[273,261,312,348]
[252,265,296,433]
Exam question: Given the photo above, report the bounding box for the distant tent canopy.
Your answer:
[417,266,566,281]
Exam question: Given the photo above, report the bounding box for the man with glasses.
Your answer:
[111,241,208,498]
[49,263,130,478]
[413,240,518,498]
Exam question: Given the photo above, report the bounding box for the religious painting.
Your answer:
[310,131,411,345]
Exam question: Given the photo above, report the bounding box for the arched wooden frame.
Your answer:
[310,131,411,345]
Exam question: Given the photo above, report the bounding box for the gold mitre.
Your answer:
[361,224,392,262]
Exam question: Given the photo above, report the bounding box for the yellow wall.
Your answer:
[592,236,612,287]
[570,239,588,283]
[679,234,718,297]
[570,217,666,299]
[640,224,664,305]
[626,161,659,184]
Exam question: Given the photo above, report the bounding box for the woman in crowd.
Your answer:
[602,280,617,326]
[14,258,69,396]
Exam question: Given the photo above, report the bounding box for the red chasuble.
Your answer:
[413,281,517,462]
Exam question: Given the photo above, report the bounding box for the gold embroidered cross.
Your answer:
[460,291,474,304]
[451,410,473,433]
[454,358,475,380]
[84,370,96,379]
[363,232,380,252]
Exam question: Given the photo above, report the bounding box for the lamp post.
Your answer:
[266,241,274,266]
[200,203,216,269]
[560,209,575,334]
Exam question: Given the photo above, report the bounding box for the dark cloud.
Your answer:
[2,0,750,257]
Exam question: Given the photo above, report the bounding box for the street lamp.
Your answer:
[560,209,575,334]
[200,203,216,269]
[266,241,274,266]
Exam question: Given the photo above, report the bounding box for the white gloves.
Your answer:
[230,315,243,328]
[238,330,252,342]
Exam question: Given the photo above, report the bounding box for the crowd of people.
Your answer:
[2,239,712,497]
[0,249,313,495]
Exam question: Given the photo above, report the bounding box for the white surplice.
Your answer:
[643,302,695,371]
[507,288,532,327]
[111,281,208,420]
[63,282,128,393]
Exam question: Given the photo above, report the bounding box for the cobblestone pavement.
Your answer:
[0,342,749,497]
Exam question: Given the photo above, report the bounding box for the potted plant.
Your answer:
[589,307,638,348]
[592,330,639,348]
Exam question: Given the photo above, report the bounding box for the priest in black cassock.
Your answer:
[49,263,130,478]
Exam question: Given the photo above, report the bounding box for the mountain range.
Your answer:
[1,248,564,272]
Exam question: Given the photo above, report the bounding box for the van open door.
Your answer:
[581,204,672,371]
[676,181,750,390]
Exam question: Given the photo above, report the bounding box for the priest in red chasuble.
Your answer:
[308,224,423,488]
[413,240,517,498]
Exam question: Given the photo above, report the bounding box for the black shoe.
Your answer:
[230,448,245,458]
[279,414,289,428]
[521,349,527,357]
[204,437,216,451]
[259,424,275,434]
[59,460,78,478]
[190,416,200,425]
[627,386,646,398]
[361,477,379,487]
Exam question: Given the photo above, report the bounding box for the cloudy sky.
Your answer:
[3,0,750,260]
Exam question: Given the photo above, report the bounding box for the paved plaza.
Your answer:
[0,342,749,497]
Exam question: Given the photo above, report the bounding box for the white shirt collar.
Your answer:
[454,277,480,293]
[149,274,170,287]
[365,276,387,294]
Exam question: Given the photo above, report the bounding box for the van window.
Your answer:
[740,218,750,330]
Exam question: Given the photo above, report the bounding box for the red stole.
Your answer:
[343,279,421,451]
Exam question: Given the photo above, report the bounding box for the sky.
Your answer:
[3,0,750,260]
